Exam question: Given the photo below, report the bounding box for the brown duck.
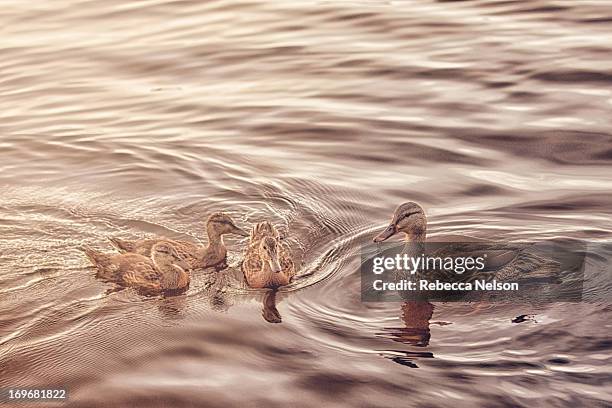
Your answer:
[242,221,295,289]
[373,201,560,282]
[82,241,191,296]
[109,212,248,270]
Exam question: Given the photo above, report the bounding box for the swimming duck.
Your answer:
[373,202,560,282]
[82,241,191,296]
[373,202,560,366]
[242,221,295,289]
[109,212,248,270]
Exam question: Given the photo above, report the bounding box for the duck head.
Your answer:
[151,242,191,271]
[260,236,282,273]
[207,212,249,238]
[373,202,427,243]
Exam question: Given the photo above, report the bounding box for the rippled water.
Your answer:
[1,1,612,407]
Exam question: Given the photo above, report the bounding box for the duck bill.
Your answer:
[231,224,249,237]
[373,224,397,242]
[268,258,282,273]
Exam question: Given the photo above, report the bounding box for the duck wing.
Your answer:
[108,237,156,255]
[242,250,265,287]
[121,261,163,295]
[279,241,295,279]
[81,246,112,266]
[494,251,561,283]
[109,237,199,258]
[428,243,526,272]
[81,246,121,280]
[160,266,191,291]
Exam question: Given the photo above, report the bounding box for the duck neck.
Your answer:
[152,255,184,289]
[404,216,427,243]
[202,225,227,264]
[152,254,173,273]
[206,227,223,248]
[400,229,426,264]
[152,256,179,280]
[259,259,273,276]
[408,230,426,243]
[259,261,284,289]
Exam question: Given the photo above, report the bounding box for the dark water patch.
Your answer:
[461,184,513,197]
[507,91,541,100]
[453,130,612,165]
[444,371,477,384]
[484,81,515,89]
[512,314,536,324]
[327,11,378,23]
[516,329,612,353]
[504,193,612,213]
[531,70,612,85]
[581,229,612,238]
[298,373,363,396]
[593,148,612,160]
[580,17,612,25]
[547,357,570,365]
[433,101,494,115]
[558,372,612,387]
[389,356,419,368]
[491,5,571,16]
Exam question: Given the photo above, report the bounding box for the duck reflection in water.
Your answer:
[159,266,287,324]
[262,289,282,323]
[158,295,189,320]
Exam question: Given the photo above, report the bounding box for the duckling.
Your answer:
[242,221,295,289]
[109,212,248,270]
[373,201,560,282]
[82,241,191,296]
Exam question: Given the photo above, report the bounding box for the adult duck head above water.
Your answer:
[373,202,427,243]
[109,212,248,270]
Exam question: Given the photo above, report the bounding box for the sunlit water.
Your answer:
[1,1,611,407]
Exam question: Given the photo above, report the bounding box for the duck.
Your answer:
[373,201,560,283]
[108,212,248,270]
[242,221,295,289]
[82,241,191,296]
[372,202,562,366]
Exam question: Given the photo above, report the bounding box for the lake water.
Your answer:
[1,1,611,407]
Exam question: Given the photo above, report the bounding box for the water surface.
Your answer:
[1,1,612,407]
